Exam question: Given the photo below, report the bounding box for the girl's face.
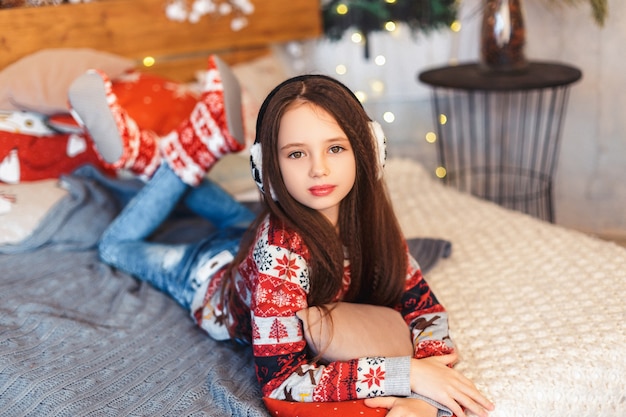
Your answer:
[277,102,356,226]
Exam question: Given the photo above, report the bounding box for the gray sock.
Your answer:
[68,71,124,164]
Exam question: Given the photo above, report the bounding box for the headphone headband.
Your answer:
[254,74,364,138]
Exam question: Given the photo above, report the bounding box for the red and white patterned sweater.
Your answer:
[191,213,454,402]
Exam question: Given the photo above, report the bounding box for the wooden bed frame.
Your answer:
[0,0,322,81]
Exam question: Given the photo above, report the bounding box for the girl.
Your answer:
[68,57,493,417]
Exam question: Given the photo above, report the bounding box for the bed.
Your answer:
[1,1,624,416]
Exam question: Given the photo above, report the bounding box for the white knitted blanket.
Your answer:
[386,159,625,417]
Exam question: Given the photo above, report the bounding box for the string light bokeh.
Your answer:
[319,1,463,179]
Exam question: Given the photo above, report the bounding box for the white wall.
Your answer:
[301,0,625,238]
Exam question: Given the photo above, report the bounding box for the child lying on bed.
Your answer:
[68,57,494,417]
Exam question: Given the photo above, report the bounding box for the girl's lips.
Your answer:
[308,185,336,197]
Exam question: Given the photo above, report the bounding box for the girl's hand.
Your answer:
[410,354,494,417]
[364,397,437,417]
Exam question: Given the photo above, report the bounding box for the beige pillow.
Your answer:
[0,48,135,114]
[231,52,289,108]
[0,179,68,245]
[231,52,290,147]
[296,302,414,363]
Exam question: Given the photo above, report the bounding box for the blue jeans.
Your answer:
[98,163,255,310]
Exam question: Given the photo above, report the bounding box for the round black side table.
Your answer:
[418,61,582,222]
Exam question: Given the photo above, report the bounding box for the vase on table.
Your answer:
[480,0,528,73]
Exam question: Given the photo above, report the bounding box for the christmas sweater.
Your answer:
[191,213,454,402]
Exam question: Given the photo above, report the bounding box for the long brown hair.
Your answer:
[222,75,407,311]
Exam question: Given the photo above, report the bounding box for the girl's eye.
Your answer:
[288,151,304,159]
[329,145,344,154]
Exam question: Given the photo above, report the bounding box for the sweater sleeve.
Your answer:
[250,218,411,402]
[400,251,455,359]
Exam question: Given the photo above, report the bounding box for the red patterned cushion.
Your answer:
[263,397,388,417]
[0,129,107,183]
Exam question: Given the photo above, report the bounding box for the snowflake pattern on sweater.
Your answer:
[192,214,454,402]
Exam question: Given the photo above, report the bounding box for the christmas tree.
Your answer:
[322,0,458,58]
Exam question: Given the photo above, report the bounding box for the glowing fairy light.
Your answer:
[425,132,437,143]
[439,114,448,125]
[335,64,347,75]
[354,90,367,103]
[374,55,386,66]
[435,167,447,178]
[384,21,396,32]
[142,56,156,67]
[450,20,461,32]
[336,3,348,15]
[370,79,385,94]
[383,111,395,123]
[351,32,363,43]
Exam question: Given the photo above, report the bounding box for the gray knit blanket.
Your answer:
[0,166,451,416]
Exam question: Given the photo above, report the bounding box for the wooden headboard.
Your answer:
[0,0,322,81]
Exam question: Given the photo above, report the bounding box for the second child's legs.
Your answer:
[70,55,251,308]
[99,163,251,309]
[98,163,200,308]
[183,179,255,229]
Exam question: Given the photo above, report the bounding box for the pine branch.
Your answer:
[543,0,608,26]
